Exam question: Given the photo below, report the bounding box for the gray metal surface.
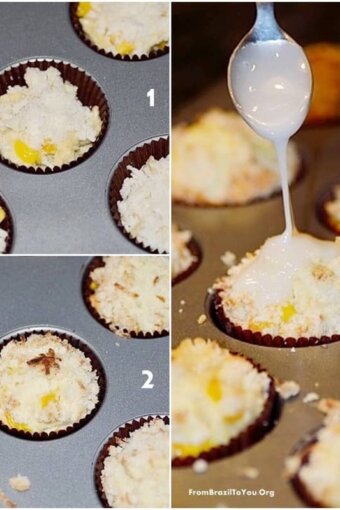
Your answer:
[172,79,340,508]
[0,2,169,254]
[0,256,169,508]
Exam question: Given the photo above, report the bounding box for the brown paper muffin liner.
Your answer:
[70,3,169,62]
[0,328,106,440]
[172,235,202,286]
[0,58,109,174]
[95,414,170,508]
[290,433,323,508]
[109,137,169,254]
[172,356,279,467]
[82,257,169,339]
[0,194,14,254]
[316,182,340,235]
[211,291,340,348]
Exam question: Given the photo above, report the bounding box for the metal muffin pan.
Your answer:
[0,256,169,508]
[0,2,169,254]
[172,79,340,508]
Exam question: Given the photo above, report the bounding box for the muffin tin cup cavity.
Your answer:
[172,236,202,286]
[94,414,169,508]
[211,292,340,348]
[0,328,106,440]
[70,3,169,62]
[172,356,278,468]
[82,256,169,339]
[0,194,14,253]
[109,137,169,254]
[316,182,340,235]
[0,58,109,174]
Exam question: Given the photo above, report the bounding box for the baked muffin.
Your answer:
[0,332,101,435]
[172,109,300,206]
[304,43,340,125]
[172,223,200,284]
[117,155,169,253]
[213,233,340,346]
[98,417,169,507]
[0,67,102,170]
[86,256,169,337]
[76,3,169,58]
[172,338,275,464]
[288,399,340,507]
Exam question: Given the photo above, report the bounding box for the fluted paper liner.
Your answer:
[212,291,340,348]
[82,257,169,339]
[70,3,169,62]
[0,328,106,440]
[172,352,278,467]
[172,235,202,286]
[95,415,170,508]
[0,194,14,253]
[0,58,109,174]
[109,137,169,254]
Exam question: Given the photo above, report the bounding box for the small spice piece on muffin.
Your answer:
[304,43,340,125]
[172,224,198,281]
[172,338,273,462]
[77,3,169,57]
[213,233,340,341]
[0,332,100,434]
[0,206,8,253]
[8,475,30,492]
[172,109,300,205]
[117,155,169,253]
[100,418,169,507]
[0,67,102,169]
[88,256,169,337]
[324,184,340,233]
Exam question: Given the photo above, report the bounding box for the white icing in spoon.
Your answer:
[228,39,312,235]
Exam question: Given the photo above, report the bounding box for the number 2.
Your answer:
[142,370,154,389]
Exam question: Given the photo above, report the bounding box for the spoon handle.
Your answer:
[252,2,284,42]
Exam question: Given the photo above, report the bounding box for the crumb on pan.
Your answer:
[239,466,259,479]
[221,251,236,268]
[8,475,30,492]
[277,380,300,400]
[303,392,320,404]
[197,314,207,325]
[192,459,208,474]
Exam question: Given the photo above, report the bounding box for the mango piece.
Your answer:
[41,391,58,408]
[42,140,57,155]
[281,303,297,323]
[115,40,135,56]
[206,377,222,402]
[173,441,214,458]
[0,206,6,223]
[14,139,41,165]
[4,411,31,432]
[90,280,98,290]
[224,412,244,424]
[249,320,272,332]
[77,2,91,17]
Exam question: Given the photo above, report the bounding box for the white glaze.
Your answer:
[232,233,340,307]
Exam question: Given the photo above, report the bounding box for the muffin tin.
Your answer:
[0,2,169,254]
[172,79,340,508]
[0,256,169,507]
